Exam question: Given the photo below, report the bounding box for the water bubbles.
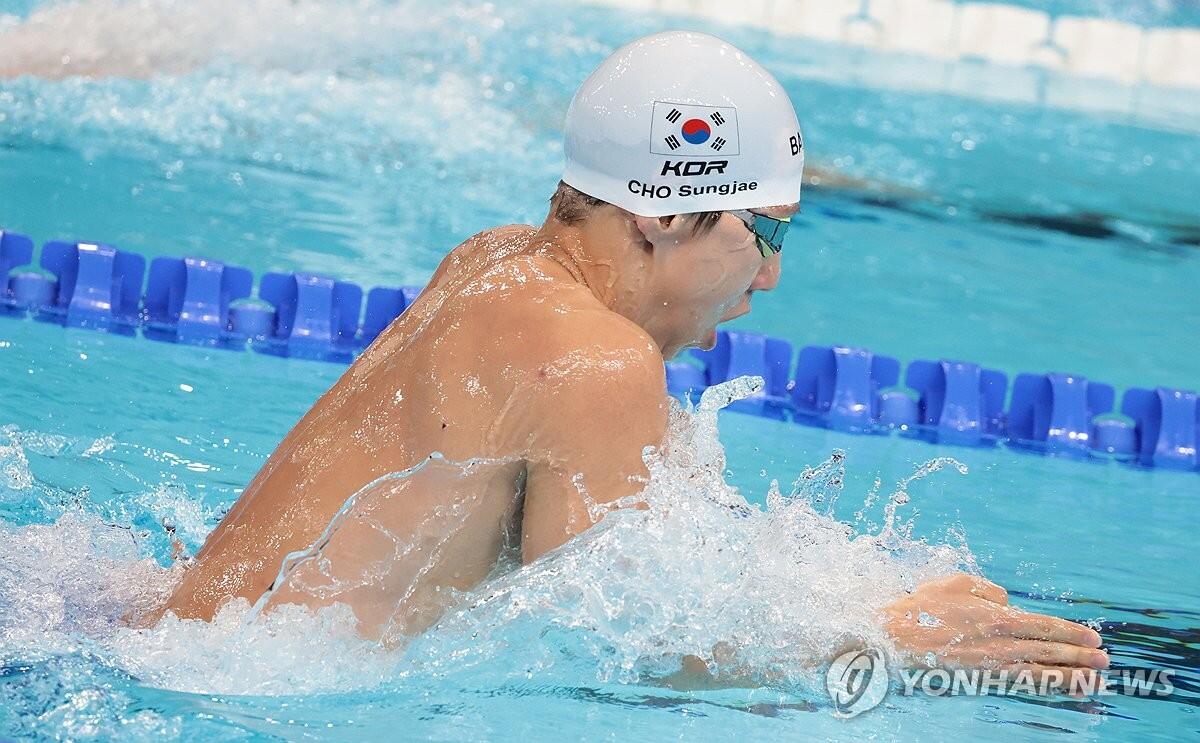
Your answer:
[698,374,763,412]
[916,611,944,628]
[0,435,34,492]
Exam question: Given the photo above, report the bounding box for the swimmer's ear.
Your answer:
[632,213,689,248]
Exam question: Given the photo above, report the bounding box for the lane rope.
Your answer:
[2,231,1196,472]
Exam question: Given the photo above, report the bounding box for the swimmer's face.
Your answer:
[633,202,797,358]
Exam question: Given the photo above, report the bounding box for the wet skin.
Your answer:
[156,201,1107,681]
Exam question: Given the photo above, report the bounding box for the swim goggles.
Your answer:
[728,209,790,257]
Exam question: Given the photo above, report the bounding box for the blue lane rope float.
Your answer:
[2,230,1198,474]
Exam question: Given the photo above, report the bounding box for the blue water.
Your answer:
[1005,0,1200,26]
[1,0,1198,740]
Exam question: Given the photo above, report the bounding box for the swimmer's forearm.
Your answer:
[657,653,764,691]
[657,636,863,691]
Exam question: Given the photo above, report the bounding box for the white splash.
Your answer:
[0,377,973,699]
[402,377,972,688]
[0,0,542,188]
[0,0,466,79]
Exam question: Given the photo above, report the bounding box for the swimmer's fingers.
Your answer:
[972,639,1109,669]
[994,607,1104,648]
[964,575,1009,605]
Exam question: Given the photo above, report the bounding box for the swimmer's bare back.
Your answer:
[153,225,669,642]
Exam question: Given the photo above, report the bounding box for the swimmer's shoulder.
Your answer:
[475,241,664,375]
[497,288,669,460]
[433,224,666,390]
[507,283,667,394]
[463,224,539,254]
[427,224,538,290]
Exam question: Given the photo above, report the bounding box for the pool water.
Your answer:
[1,0,1198,740]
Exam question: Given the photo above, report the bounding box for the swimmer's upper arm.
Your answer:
[518,329,669,564]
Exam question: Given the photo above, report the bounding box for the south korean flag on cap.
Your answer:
[650,101,740,157]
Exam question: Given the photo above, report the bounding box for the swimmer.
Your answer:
[153,31,1107,685]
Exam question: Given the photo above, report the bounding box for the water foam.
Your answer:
[0,0,548,200]
[0,0,471,78]
[0,377,974,701]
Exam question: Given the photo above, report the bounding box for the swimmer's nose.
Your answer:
[750,252,781,292]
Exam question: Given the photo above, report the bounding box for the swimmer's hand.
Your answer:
[883,573,1108,691]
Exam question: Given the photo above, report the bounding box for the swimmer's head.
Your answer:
[553,31,803,357]
[561,30,804,217]
[549,179,796,357]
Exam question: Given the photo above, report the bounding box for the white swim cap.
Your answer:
[561,30,804,218]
